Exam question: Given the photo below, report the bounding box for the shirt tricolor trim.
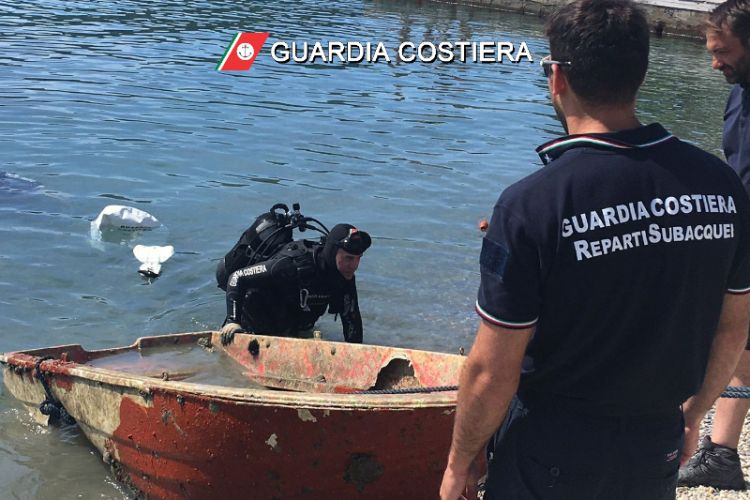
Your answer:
[536,124,676,165]
[637,136,676,148]
[538,136,632,155]
[475,301,538,329]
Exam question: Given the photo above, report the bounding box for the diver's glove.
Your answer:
[220,322,243,346]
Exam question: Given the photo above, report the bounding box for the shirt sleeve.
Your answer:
[727,187,750,294]
[476,201,541,328]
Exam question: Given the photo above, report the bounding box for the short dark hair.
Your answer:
[708,0,750,45]
[545,0,650,106]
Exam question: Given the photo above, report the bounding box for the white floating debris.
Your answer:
[89,205,172,277]
[90,205,164,246]
[91,205,161,233]
[133,245,174,278]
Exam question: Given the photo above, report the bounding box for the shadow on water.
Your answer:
[0,172,41,198]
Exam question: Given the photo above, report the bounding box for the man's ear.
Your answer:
[550,64,568,97]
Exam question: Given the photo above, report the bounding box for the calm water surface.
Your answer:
[0,0,730,497]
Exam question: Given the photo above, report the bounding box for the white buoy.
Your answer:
[133,245,174,278]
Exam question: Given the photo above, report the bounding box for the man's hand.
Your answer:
[440,320,531,500]
[220,322,243,346]
[440,458,482,500]
[680,293,750,464]
[681,417,701,466]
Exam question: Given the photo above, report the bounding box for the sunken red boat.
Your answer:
[0,332,463,499]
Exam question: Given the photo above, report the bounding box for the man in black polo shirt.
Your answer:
[679,0,750,490]
[439,1,750,499]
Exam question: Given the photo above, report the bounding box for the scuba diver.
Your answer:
[216,203,371,345]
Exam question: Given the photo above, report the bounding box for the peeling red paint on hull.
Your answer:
[114,393,453,498]
[0,332,463,499]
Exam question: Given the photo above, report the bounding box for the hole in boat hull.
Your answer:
[371,358,420,390]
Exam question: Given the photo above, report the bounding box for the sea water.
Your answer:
[0,0,728,497]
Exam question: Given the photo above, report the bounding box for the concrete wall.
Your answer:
[436,0,724,38]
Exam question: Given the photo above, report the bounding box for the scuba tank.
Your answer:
[215,203,329,291]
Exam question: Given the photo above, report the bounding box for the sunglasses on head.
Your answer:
[541,54,572,78]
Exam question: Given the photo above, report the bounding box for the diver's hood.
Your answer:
[320,223,371,277]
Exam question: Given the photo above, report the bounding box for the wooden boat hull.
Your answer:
[0,332,463,499]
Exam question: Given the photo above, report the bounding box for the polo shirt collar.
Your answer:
[536,123,675,165]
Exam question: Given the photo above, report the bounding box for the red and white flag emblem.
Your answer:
[216,32,269,71]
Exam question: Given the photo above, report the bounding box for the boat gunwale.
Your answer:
[0,331,461,410]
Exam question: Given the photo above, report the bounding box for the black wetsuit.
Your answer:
[224,239,363,343]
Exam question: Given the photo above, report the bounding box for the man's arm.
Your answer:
[681,292,750,464]
[221,257,289,344]
[225,257,285,322]
[440,319,533,500]
[339,281,363,343]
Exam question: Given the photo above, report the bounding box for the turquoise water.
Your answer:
[0,0,729,497]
